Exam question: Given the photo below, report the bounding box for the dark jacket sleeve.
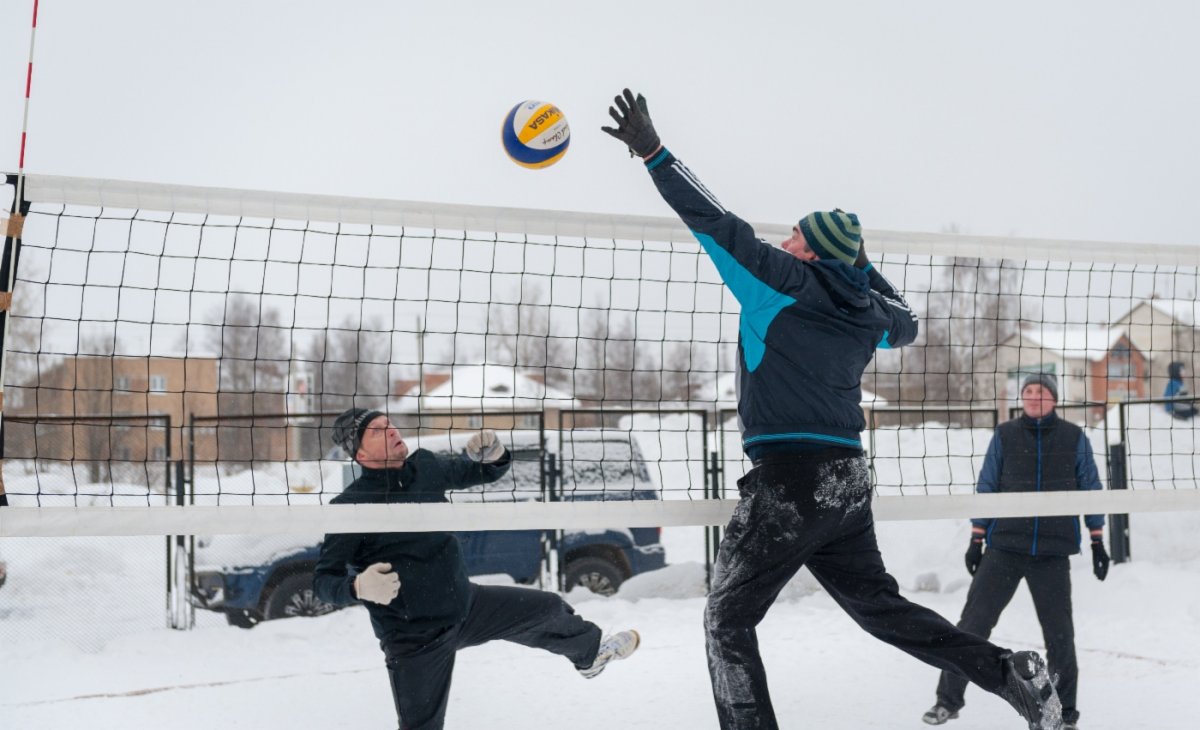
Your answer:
[971,430,1002,531]
[644,148,805,314]
[313,532,362,606]
[1075,432,1106,531]
[439,450,513,490]
[865,265,919,349]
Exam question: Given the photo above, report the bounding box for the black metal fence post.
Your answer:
[1107,441,1131,563]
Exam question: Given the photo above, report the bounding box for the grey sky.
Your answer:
[2,0,1198,247]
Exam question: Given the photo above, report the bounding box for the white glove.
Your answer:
[354,562,400,605]
[465,429,505,463]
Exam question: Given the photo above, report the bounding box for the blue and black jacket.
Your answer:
[313,448,512,640]
[972,413,1105,556]
[644,148,919,452]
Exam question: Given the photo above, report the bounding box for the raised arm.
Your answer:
[441,429,513,489]
[602,89,804,311]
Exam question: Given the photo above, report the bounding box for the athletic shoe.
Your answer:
[999,651,1063,730]
[578,630,640,679]
[922,705,959,725]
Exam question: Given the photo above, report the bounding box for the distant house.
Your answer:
[995,324,1148,423]
[1111,298,1200,398]
[386,364,579,433]
[6,356,221,465]
[690,370,888,427]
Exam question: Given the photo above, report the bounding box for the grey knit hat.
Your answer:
[331,408,384,460]
[1021,372,1059,402]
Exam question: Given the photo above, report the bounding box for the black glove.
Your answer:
[965,538,984,576]
[1091,539,1110,581]
[601,88,662,159]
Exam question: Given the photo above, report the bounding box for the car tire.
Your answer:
[263,573,337,620]
[563,556,624,596]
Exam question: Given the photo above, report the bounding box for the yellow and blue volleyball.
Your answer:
[501,100,570,169]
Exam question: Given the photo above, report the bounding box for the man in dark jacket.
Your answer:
[313,408,639,730]
[602,89,1062,730]
[923,373,1108,730]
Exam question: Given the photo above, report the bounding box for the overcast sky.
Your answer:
[2,1,1198,246]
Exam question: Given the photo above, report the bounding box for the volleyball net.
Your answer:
[1,172,1199,540]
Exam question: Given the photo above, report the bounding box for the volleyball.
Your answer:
[501,100,570,169]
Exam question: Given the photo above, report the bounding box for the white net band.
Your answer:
[3,489,1198,538]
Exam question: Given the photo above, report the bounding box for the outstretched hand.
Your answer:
[601,88,662,159]
[465,429,505,463]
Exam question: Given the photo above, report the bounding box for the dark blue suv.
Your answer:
[191,431,667,628]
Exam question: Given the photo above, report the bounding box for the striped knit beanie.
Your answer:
[798,209,862,266]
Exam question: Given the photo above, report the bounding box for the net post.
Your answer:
[1107,441,1131,563]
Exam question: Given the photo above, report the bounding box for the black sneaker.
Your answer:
[999,651,1063,730]
[922,705,959,725]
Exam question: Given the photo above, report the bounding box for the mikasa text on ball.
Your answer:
[502,101,570,169]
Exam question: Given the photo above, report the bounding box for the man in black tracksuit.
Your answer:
[313,408,639,730]
[924,373,1109,730]
[602,89,1062,730]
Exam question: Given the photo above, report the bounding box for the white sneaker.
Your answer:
[578,630,640,679]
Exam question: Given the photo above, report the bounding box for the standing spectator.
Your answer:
[313,408,639,730]
[1164,361,1197,420]
[602,88,1062,730]
[923,373,1108,730]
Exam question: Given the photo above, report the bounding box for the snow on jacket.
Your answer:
[643,148,918,451]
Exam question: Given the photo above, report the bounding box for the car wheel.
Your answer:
[563,556,624,596]
[225,609,260,629]
[264,573,337,620]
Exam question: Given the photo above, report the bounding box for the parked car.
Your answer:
[191,430,667,628]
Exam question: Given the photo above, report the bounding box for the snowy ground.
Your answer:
[2,406,1198,728]
[2,511,1198,729]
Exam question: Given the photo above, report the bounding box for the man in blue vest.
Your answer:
[602,88,1063,730]
[922,373,1109,730]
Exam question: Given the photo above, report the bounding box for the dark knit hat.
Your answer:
[1021,372,1059,402]
[332,408,385,460]
[798,209,862,266]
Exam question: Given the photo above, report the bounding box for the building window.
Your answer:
[115,447,132,461]
[1107,343,1133,379]
[114,375,131,391]
[149,375,168,392]
[517,413,540,429]
[466,414,483,428]
[151,446,167,460]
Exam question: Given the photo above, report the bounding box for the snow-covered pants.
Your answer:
[382,584,601,730]
[704,450,1010,730]
[936,548,1079,723]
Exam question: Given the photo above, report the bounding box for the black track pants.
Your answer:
[704,452,1010,730]
[935,548,1079,723]
[382,584,602,730]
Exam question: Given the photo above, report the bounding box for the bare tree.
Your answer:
[485,282,573,389]
[301,316,392,411]
[206,296,289,468]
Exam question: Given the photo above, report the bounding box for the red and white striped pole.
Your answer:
[1,0,39,506]
[13,0,39,208]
